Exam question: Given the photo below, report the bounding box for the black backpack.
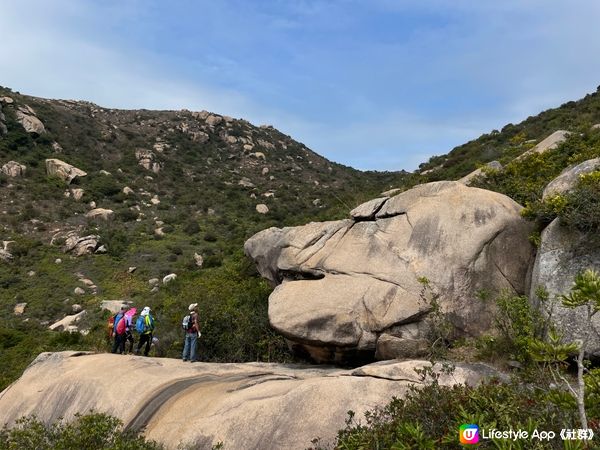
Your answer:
[182,314,193,331]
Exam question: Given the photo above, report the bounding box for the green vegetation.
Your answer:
[0,412,163,450]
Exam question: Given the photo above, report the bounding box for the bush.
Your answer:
[315,377,581,450]
[0,412,163,450]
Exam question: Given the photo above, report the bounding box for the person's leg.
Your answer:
[135,334,145,354]
[190,333,198,362]
[126,332,134,354]
[182,334,190,361]
[118,334,126,354]
[143,333,152,356]
[111,334,119,353]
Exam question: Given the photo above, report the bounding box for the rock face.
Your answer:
[45,159,87,184]
[530,158,600,355]
[245,181,534,362]
[0,352,500,450]
[1,161,26,177]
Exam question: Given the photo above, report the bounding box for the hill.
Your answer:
[418,85,600,181]
[0,86,408,389]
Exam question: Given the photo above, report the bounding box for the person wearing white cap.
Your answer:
[135,306,155,356]
[182,303,200,362]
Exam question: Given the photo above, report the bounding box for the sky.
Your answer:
[1,0,600,171]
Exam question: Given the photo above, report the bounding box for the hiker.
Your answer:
[124,312,135,354]
[135,306,155,356]
[182,303,201,362]
[111,306,129,354]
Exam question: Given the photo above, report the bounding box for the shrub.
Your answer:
[0,412,163,449]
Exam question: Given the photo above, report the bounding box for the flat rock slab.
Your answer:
[0,352,500,450]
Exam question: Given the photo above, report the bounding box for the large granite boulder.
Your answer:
[45,159,87,184]
[530,158,600,356]
[245,181,534,362]
[0,352,500,450]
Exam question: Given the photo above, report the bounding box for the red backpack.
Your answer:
[115,314,127,335]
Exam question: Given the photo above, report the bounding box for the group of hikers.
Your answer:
[109,303,201,362]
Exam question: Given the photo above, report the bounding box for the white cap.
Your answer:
[188,303,198,312]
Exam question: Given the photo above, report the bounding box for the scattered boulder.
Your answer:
[123,186,134,195]
[99,170,111,176]
[45,159,87,184]
[48,311,86,332]
[245,181,534,362]
[51,141,63,152]
[27,270,36,277]
[543,157,600,199]
[14,303,27,315]
[238,177,255,188]
[148,278,160,286]
[458,161,503,186]
[55,258,62,264]
[74,287,85,295]
[71,188,84,201]
[516,130,569,161]
[0,96,14,104]
[60,232,101,256]
[128,266,137,273]
[0,248,13,262]
[1,161,26,177]
[101,300,132,314]
[256,204,269,214]
[135,149,162,173]
[85,208,114,220]
[205,114,222,127]
[193,253,204,267]
[0,352,502,450]
[163,273,177,284]
[15,105,45,134]
[72,304,83,313]
[262,167,269,175]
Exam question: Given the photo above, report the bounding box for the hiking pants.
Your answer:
[111,333,125,354]
[182,333,198,361]
[137,333,152,356]
[125,331,134,354]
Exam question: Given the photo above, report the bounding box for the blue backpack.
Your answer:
[136,316,146,333]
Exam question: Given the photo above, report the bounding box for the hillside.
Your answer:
[3,84,600,393]
[418,85,600,181]
[0,86,408,389]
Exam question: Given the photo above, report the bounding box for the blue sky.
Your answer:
[2,0,600,171]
